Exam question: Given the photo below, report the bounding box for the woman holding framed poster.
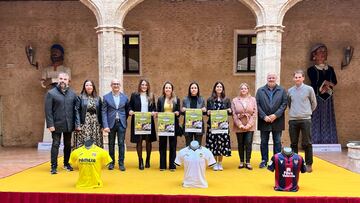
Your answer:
[182,82,207,146]
[206,81,232,171]
[129,79,157,170]
[231,83,257,170]
[157,81,182,171]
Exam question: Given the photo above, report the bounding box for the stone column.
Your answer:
[80,0,135,95]
[252,24,284,145]
[96,25,125,96]
[255,25,284,89]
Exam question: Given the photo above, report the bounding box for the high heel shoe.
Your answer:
[245,163,253,170]
[139,158,144,170]
[145,157,150,168]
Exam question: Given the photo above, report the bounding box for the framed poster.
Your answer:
[134,112,152,135]
[157,112,175,136]
[185,109,202,133]
[210,110,229,134]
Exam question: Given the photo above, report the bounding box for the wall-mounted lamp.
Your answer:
[341,46,354,69]
[25,45,39,69]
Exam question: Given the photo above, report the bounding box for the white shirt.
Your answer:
[175,146,216,188]
[140,93,148,112]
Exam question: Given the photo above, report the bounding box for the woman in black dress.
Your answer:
[206,81,232,171]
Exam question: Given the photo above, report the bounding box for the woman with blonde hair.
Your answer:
[157,81,182,171]
[231,83,257,170]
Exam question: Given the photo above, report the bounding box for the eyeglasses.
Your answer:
[112,83,120,86]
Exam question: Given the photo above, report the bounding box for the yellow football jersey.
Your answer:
[69,145,112,189]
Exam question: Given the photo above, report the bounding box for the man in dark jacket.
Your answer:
[256,73,287,168]
[45,72,76,174]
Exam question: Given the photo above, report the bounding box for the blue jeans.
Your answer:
[260,131,282,162]
[109,120,126,165]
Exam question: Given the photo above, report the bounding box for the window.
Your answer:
[123,34,140,74]
[236,34,256,73]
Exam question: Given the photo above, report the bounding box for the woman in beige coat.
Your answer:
[231,83,257,170]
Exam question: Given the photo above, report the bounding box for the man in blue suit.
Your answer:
[102,79,129,171]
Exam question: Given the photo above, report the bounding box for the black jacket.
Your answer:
[157,96,182,136]
[45,86,77,133]
[129,93,157,143]
[256,84,287,131]
[74,95,102,129]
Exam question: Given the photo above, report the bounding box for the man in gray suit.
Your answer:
[256,72,287,168]
[102,79,129,171]
[45,72,76,174]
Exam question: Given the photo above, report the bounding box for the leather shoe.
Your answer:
[306,165,313,173]
[139,158,144,170]
[238,162,245,169]
[245,163,253,170]
[119,164,126,171]
[108,163,114,170]
[145,158,150,168]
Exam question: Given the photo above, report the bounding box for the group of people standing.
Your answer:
[44,43,337,175]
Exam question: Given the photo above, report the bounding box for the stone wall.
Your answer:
[282,0,360,146]
[0,1,98,146]
[122,0,256,147]
[2,0,358,148]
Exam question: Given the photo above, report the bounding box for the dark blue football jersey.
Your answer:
[267,152,307,192]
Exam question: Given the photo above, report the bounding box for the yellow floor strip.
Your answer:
[0,151,359,197]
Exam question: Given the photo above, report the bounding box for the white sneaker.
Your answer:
[218,163,223,171]
[213,163,219,171]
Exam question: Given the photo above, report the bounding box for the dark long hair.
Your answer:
[211,81,226,99]
[137,79,155,105]
[80,80,97,97]
[188,81,200,97]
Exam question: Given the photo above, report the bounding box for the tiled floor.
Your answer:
[0,146,359,179]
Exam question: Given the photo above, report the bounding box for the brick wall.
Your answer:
[0,1,98,146]
[282,0,360,146]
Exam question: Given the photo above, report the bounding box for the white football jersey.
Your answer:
[175,146,216,188]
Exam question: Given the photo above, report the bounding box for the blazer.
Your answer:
[129,93,157,143]
[74,95,102,129]
[256,84,287,131]
[157,96,182,136]
[102,92,129,129]
[182,96,206,135]
[45,86,77,133]
[231,96,257,133]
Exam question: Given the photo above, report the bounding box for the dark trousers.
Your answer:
[289,119,313,165]
[236,132,253,163]
[109,120,126,166]
[260,130,282,162]
[159,136,177,170]
[185,133,203,146]
[51,131,72,168]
